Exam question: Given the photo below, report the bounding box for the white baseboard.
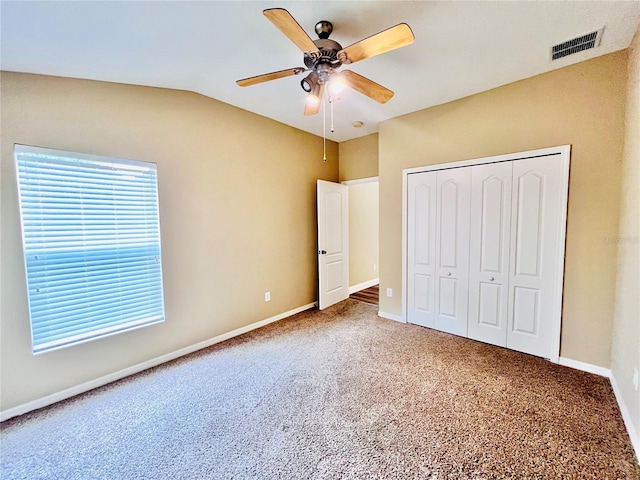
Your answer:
[0,302,317,422]
[378,311,405,323]
[610,372,640,460]
[558,357,611,377]
[349,278,379,294]
[558,356,639,461]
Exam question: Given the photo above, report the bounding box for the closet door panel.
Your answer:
[507,156,563,358]
[468,162,512,347]
[434,168,471,336]
[407,172,436,327]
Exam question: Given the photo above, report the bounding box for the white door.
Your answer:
[434,168,471,336]
[507,156,564,358]
[407,172,437,327]
[468,161,513,347]
[317,180,349,310]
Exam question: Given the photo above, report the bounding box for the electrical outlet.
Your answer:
[264,291,271,302]
[373,263,377,271]
[386,288,392,297]
[633,368,639,392]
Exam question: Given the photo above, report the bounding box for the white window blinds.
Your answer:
[15,145,165,354]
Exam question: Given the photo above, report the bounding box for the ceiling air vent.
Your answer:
[551,28,603,61]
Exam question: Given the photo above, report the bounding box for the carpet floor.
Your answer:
[1,300,638,479]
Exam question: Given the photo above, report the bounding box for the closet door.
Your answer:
[507,155,564,358]
[468,161,512,347]
[434,167,471,336]
[407,172,436,328]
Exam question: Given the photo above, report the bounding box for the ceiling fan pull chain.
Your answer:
[322,94,327,162]
[330,97,335,133]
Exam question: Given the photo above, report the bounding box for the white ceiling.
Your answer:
[2,1,639,142]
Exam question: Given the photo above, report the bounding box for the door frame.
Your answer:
[401,145,571,363]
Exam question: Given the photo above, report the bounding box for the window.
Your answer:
[15,145,165,354]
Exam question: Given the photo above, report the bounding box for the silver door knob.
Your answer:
[447,272,452,276]
[490,276,495,281]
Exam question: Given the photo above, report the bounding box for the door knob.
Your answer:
[318,250,327,255]
[447,272,452,276]
[490,276,495,281]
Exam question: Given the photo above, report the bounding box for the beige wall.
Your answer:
[339,133,378,181]
[0,72,338,411]
[348,181,379,287]
[378,51,627,368]
[612,28,640,443]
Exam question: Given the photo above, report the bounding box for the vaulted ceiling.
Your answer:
[2,1,639,142]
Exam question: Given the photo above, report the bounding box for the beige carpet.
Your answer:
[1,299,638,479]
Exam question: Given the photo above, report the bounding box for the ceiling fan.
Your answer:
[236,8,415,115]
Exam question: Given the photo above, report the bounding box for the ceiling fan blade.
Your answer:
[304,84,325,116]
[263,8,320,55]
[236,67,306,87]
[342,70,394,104]
[339,23,414,64]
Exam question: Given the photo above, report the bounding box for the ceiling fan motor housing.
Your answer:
[304,38,343,83]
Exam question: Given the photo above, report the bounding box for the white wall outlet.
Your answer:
[264,291,271,302]
[373,263,377,271]
[386,288,392,297]
[633,367,639,391]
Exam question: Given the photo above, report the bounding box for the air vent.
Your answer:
[551,28,603,61]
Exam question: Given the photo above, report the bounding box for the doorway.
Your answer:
[344,177,379,294]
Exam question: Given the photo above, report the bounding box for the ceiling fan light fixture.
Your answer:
[307,82,322,105]
[329,74,345,95]
[301,72,318,93]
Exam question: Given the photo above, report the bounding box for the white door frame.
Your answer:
[401,145,571,363]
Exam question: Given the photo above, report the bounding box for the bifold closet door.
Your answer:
[406,150,568,359]
[467,162,512,347]
[434,167,471,336]
[507,156,564,359]
[407,172,436,328]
